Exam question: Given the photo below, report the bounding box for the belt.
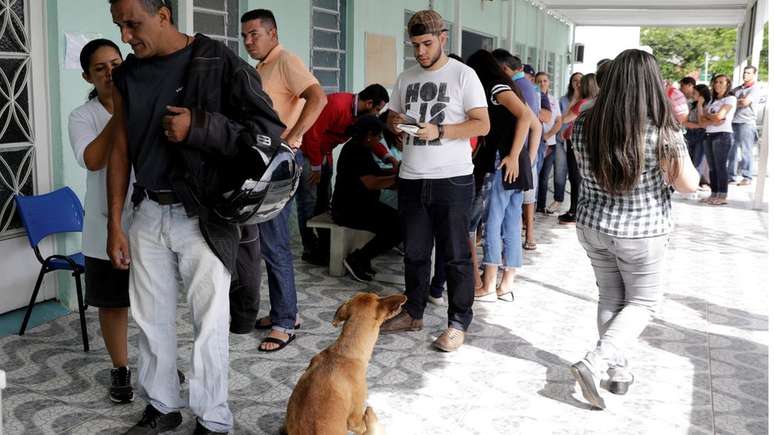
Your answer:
[146,189,180,205]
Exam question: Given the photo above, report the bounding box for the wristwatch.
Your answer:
[437,124,445,140]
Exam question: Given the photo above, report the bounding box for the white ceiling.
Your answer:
[539,0,750,27]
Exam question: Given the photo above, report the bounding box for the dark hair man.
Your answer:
[380,10,490,352]
[729,65,763,185]
[679,76,696,100]
[107,0,285,433]
[240,8,327,352]
[297,83,389,267]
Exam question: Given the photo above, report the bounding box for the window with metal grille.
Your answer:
[0,0,34,239]
[527,46,537,67]
[192,0,240,53]
[311,0,346,93]
[547,52,556,95]
[513,43,526,63]
[403,10,453,71]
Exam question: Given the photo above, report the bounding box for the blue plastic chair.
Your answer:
[14,187,89,351]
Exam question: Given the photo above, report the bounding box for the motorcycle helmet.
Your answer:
[213,137,301,225]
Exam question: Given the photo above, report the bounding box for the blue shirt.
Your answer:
[515,77,540,116]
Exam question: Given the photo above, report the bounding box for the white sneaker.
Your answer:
[428,295,445,305]
[546,200,563,213]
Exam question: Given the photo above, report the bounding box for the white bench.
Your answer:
[306,213,374,277]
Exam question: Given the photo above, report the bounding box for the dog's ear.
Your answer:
[379,294,407,319]
[332,301,351,327]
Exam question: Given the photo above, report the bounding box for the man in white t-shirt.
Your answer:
[380,10,490,352]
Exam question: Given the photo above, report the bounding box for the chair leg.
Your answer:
[73,272,89,352]
[19,267,47,336]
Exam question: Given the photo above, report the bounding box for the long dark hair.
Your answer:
[710,74,732,100]
[466,49,523,102]
[566,72,583,99]
[80,38,121,100]
[580,73,599,99]
[585,49,681,195]
[692,84,711,110]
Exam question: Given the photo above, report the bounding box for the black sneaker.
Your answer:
[558,212,576,225]
[301,251,328,266]
[344,253,373,282]
[193,420,229,434]
[124,404,182,435]
[110,367,134,404]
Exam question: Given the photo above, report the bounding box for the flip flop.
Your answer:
[258,333,296,353]
[522,240,537,250]
[497,290,515,302]
[254,316,301,330]
[474,286,497,302]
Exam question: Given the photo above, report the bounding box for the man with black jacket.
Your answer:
[106,1,284,434]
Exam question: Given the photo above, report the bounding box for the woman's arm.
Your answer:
[495,90,532,182]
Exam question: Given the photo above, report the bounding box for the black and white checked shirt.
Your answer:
[572,112,689,238]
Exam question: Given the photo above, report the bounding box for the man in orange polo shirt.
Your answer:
[240,9,327,352]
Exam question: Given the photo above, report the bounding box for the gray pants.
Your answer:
[576,226,669,370]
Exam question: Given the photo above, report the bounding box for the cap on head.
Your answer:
[407,10,446,37]
[523,64,536,76]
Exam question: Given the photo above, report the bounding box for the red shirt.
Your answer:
[302,92,356,170]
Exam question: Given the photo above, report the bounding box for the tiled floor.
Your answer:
[0,184,768,434]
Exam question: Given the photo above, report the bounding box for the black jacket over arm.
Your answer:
[115,34,286,274]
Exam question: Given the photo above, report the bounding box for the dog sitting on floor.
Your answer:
[282,293,406,435]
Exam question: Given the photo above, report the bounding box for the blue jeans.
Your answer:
[685,129,705,170]
[430,173,493,298]
[537,144,568,209]
[258,173,300,333]
[483,169,524,268]
[295,153,332,255]
[704,132,733,196]
[399,175,474,331]
[730,123,757,180]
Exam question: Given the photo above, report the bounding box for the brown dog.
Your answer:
[283,293,406,435]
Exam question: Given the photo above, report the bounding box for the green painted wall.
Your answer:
[244,0,311,68]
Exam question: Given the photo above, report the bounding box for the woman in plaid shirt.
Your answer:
[568,49,699,410]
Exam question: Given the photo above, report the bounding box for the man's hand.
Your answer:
[162,106,192,143]
[416,123,440,142]
[283,133,302,149]
[310,170,322,185]
[107,226,131,270]
[387,111,406,134]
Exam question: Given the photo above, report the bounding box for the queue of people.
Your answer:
[67,1,752,433]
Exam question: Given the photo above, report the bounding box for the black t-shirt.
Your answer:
[332,141,383,214]
[113,44,193,191]
[483,82,533,191]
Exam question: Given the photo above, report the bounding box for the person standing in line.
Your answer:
[699,74,737,205]
[550,72,582,214]
[535,71,563,215]
[240,8,327,351]
[107,0,285,433]
[570,49,698,410]
[491,49,540,250]
[558,73,599,225]
[380,10,490,352]
[69,38,134,405]
[729,65,763,186]
[466,49,540,302]
[683,83,712,189]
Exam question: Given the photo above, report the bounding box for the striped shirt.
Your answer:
[573,112,689,238]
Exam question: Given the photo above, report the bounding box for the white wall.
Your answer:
[572,26,641,74]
